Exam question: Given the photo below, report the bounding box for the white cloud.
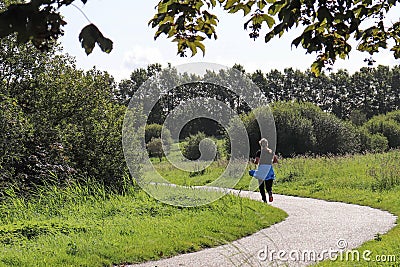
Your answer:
[123,45,164,69]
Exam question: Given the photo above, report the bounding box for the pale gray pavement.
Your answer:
[127,189,397,267]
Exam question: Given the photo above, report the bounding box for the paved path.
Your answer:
[128,189,397,267]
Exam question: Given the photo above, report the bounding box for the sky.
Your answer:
[59,0,400,82]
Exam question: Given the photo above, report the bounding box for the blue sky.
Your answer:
[59,0,400,81]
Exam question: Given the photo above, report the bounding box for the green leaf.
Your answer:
[158,2,169,13]
[244,17,252,30]
[195,35,206,41]
[187,40,198,56]
[257,0,267,10]
[195,41,206,56]
[317,6,332,23]
[79,25,97,55]
[78,24,113,55]
[195,1,204,10]
[391,45,400,59]
[291,35,302,47]
[261,14,275,28]
[265,31,275,43]
[97,36,113,53]
[311,60,323,76]
[268,1,285,15]
[229,3,252,16]
[155,23,171,39]
[225,0,238,9]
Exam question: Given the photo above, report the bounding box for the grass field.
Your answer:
[0,179,287,266]
[2,140,399,266]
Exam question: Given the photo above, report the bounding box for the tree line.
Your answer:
[117,63,400,136]
[1,35,400,194]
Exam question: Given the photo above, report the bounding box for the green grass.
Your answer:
[157,149,400,266]
[5,142,399,266]
[0,180,287,266]
[272,152,400,267]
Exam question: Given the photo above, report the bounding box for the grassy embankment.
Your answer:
[0,142,286,267]
[2,140,398,267]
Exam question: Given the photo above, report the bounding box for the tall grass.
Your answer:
[0,176,287,266]
[271,150,400,267]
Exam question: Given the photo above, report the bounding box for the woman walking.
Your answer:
[249,138,278,203]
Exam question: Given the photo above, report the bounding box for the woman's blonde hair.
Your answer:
[259,138,272,153]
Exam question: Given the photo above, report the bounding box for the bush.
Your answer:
[145,123,172,150]
[182,133,218,161]
[386,110,400,124]
[363,115,400,148]
[0,94,33,189]
[146,138,164,161]
[225,101,362,158]
[224,106,275,159]
[370,133,389,153]
[271,102,360,156]
[145,124,163,144]
[3,65,136,191]
[312,113,360,155]
[357,128,388,153]
[0,40,142,192]
[272,102,316,156]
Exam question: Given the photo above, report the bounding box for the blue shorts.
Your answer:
[249,164,275,180]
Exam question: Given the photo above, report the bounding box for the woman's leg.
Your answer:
[258,180,267,202]
[265,179,274,202]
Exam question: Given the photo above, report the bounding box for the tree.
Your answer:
[146,138,164,162]
[116,63,162,105]
[182,132,217,161]
[0,0,112,55]
[363,113,400,148]
[149,0,400,75]
[0,33,134,191]
[0,93,33,189]
[2,1,400,75]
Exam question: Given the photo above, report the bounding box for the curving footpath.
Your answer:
[128,189,397,267]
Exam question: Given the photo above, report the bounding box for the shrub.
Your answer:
[182,133,218,161]
[225,101,362,158]
[349,109,367,126]
[0,95,33,189]
[370,133,389,153]
[0,40,142,192]
[146,138,164,161]
[363,115,400,148]
[312,113,360,155]
[199,138,218,161]
[386,110,400,124]
[145,124,163,144]
[272,102,316,156]
[224,106,275,159]
[145,123,172,150]
[357,128,388,153]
